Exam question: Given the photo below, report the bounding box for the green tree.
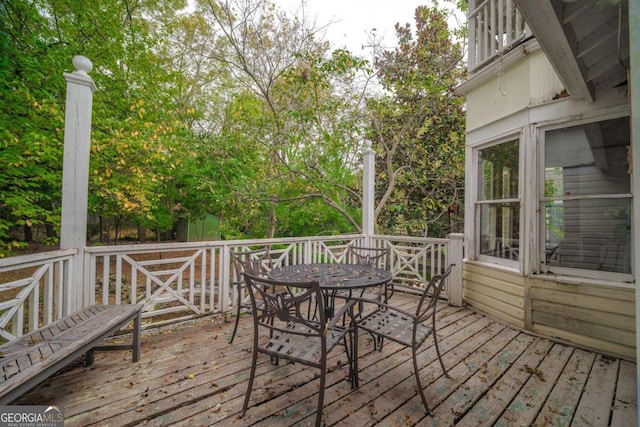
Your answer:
[194,0,370,239]
[367,4,466,237]
[0,0,198,248]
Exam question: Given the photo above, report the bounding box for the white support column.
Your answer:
[60,56,96,314]
[447,233,464,307]
[629,0,640,419]
[362,140,375,242]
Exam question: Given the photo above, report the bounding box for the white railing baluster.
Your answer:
[200,250,206,312]
[131,262,137,305]
[468,0,530,73]
[211,248,218,312]
[28,276,39,332]
[506,0,513,45]
[498,0,504,49]
[490,0,496,54]
[100,256,108,305]
[469,2,477,69]
[516,8,524,39]
[115,255,122,305]
[43,263,53,325]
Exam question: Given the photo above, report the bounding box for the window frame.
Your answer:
[537,114,633,283]
[474,134,523,269]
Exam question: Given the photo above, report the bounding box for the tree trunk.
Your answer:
[23,222,32,242]
[267,201,277,238]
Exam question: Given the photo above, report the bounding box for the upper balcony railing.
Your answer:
[468,0,531,72]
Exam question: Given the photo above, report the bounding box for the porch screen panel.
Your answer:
[543,117,631,274]
[477,139,520,260]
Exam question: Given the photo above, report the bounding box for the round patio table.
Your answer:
[268,263,391,290]
[268,263,392,318]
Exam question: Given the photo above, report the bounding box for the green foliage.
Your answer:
[367,5,466,238]
[1,0,468,251]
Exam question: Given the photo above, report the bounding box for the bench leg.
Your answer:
[132,309,141,362]
[86,349,96,366]
[85,309,141,364]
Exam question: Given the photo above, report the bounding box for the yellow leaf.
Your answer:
[188,373,195,379]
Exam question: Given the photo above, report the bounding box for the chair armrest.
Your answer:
[350,296,416,319]
[328,299,357,329]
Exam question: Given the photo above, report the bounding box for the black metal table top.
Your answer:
[268,263,392,290]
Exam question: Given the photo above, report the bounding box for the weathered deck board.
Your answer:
[533,348,595,426]
[611,360,638,427]
[571,355,619,427]
[456,337,553,427]
[14,294,637,426]
[494,343,575,426]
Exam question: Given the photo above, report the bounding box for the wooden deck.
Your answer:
[15,294,637,426]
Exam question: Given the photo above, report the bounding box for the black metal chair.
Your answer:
[354,264,454,415]
[228,247,273,344]
[241,273,359,427]
[346,245,391,301]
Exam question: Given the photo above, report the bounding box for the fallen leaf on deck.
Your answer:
[524,365,546,381]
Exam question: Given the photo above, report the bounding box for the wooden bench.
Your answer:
[0,304,142,404]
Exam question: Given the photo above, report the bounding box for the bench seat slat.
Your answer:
[0,304,142,404]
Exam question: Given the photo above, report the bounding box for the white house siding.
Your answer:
[463,262,526,329]
[528,276,635,360]
[463,262,635,359]
[464,48,564,133]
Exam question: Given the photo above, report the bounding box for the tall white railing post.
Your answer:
[447,233,464,306]
[362,140,375,245]
[60,56,96,314]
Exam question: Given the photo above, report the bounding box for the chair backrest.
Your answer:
[243,273,326,346]
[231,247,273,280]
[347,246,390,270]
[415,264,454,324]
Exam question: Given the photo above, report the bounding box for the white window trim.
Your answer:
[473,132,524,271]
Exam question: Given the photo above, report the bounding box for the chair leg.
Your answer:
[350,324,359,388]
[242,345,259,416]
[412,348,433,416]
[433,329,450,378]
[316,362,326,427]
[228,297,243,344]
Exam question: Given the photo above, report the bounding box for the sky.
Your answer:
[273,0,442,54]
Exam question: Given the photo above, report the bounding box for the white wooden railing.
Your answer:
[468,0,531,72]
[0,250,75,341]
[0,234,463,337]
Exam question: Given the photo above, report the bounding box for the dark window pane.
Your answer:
[479,139,519,201]
[545,117,630,197]
[545,198,631,274]
[480,202,520,260]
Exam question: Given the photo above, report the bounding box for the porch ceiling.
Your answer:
[514,0,629,102]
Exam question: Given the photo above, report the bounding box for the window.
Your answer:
[542,117,631,277]
[477,139,520,262]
